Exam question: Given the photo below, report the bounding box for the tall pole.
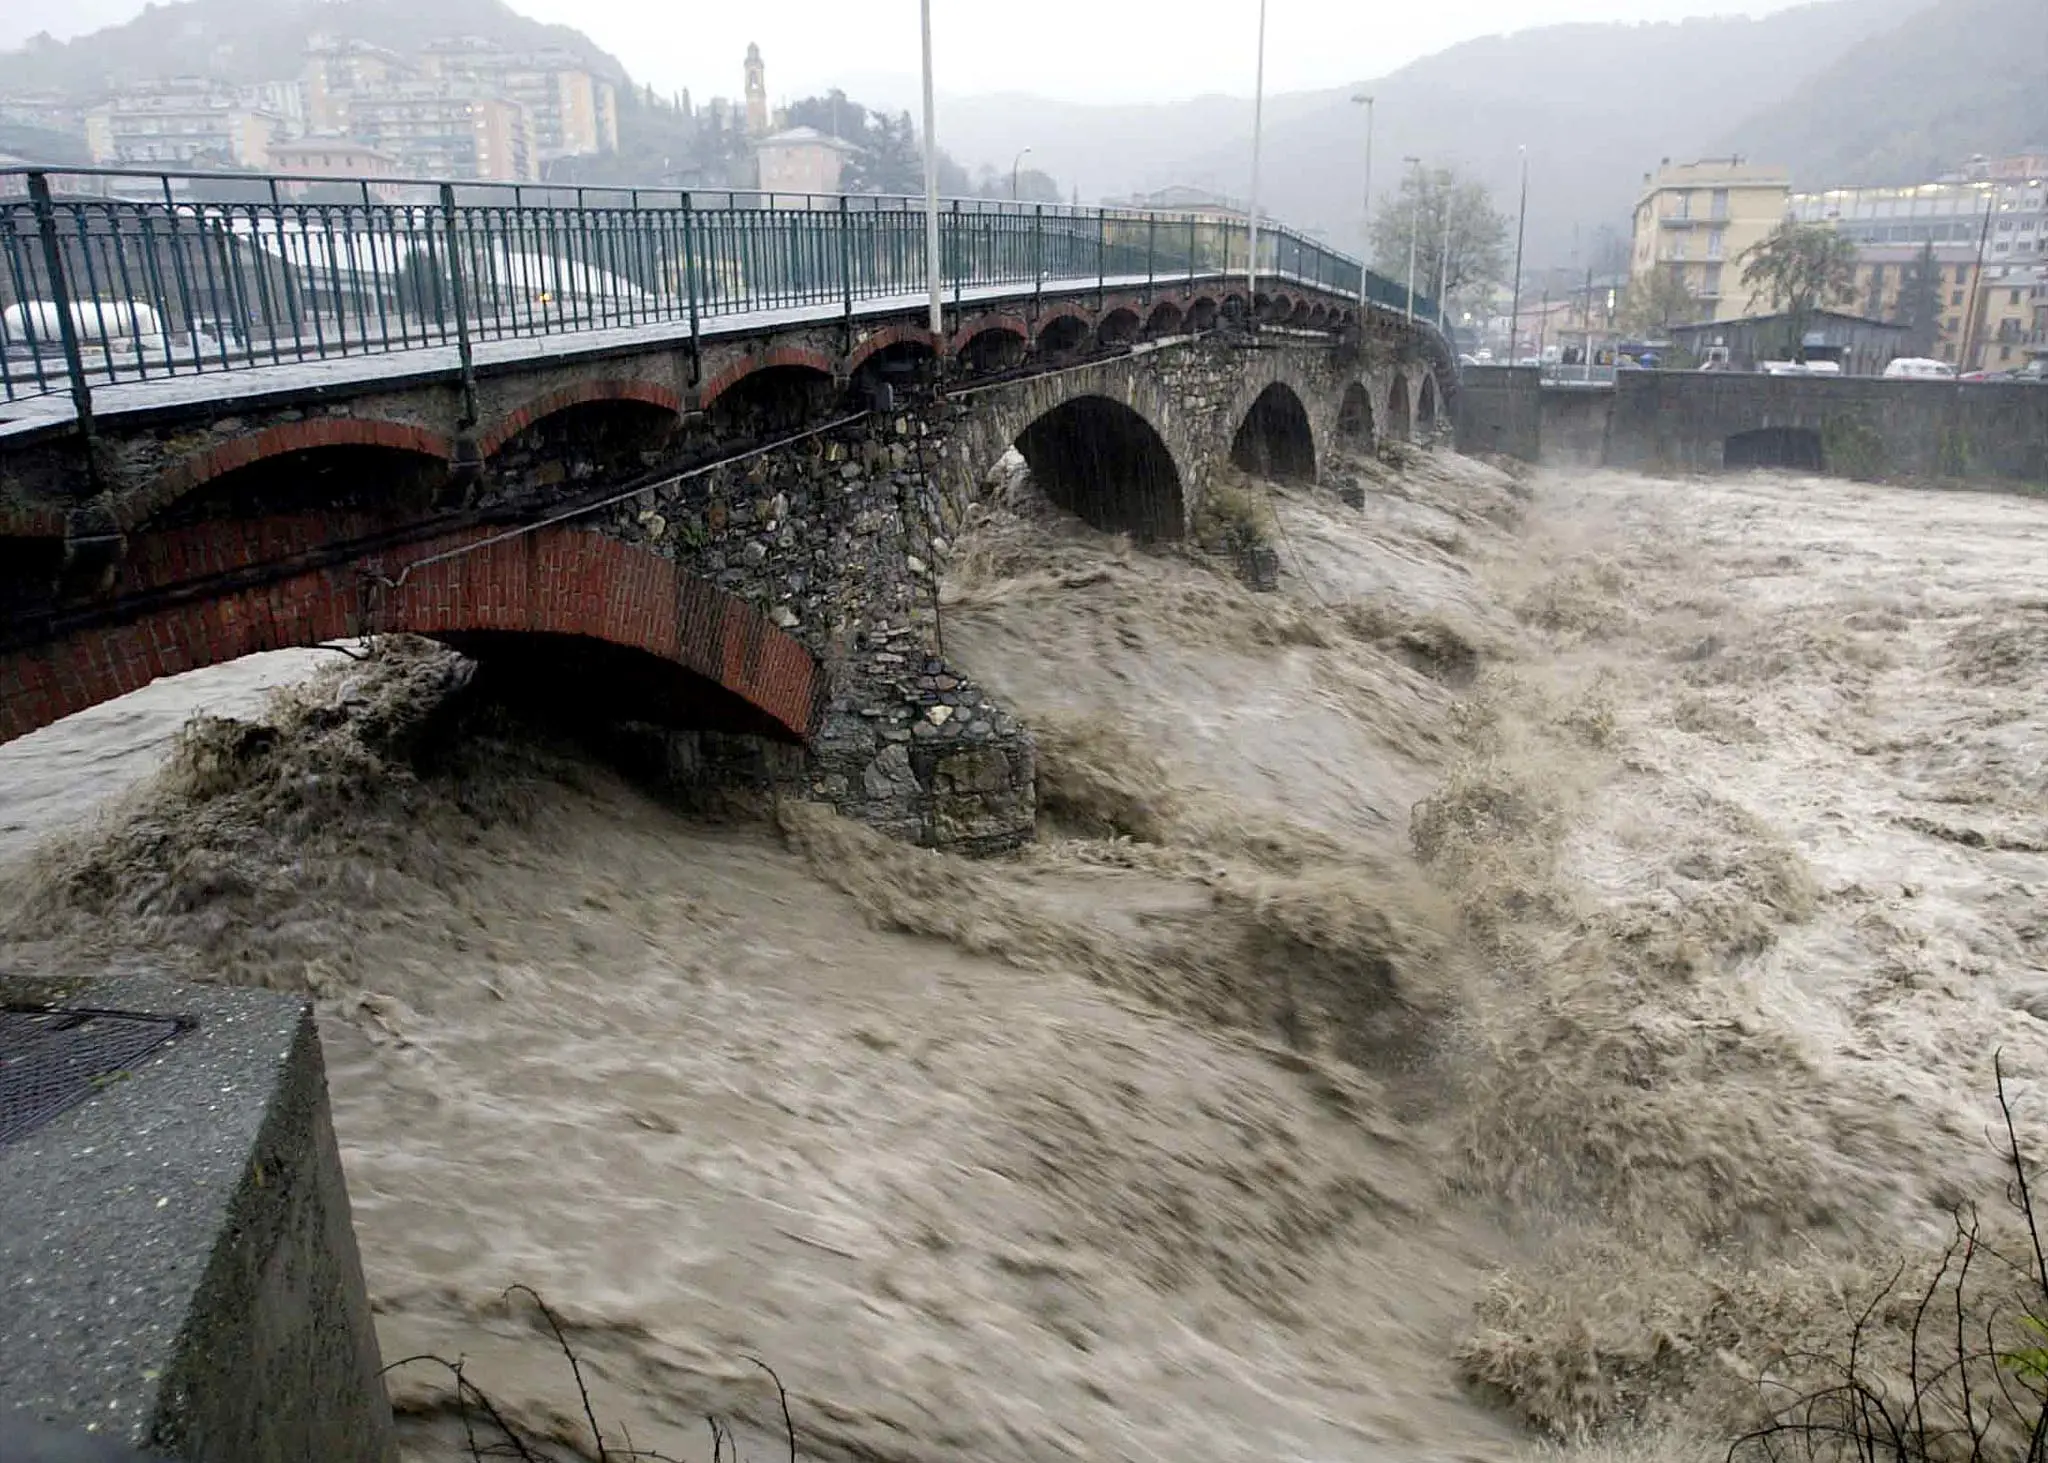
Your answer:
[1437,183,1452,330]
[1011,146,1032,202]
[1958,189,1995,370]
[1246,0,1268,319]
[1507,145,1528,362]
[1352,93,1374,311]
[1403,155,1421,322]
[919,0,942,338]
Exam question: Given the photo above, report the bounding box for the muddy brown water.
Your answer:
[4,458,2046,1461]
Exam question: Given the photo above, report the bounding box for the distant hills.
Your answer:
[1718,0,2048,186]
[0,0,623,96]
[5,0,2044,269]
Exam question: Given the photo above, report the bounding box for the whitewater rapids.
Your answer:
[3,454,2046,1461]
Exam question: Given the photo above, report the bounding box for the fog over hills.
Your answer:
[12,0,2037,269]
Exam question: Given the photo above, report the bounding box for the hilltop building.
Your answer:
[755,125,857,194]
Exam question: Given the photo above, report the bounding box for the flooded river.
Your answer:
[4,455,2046,1461]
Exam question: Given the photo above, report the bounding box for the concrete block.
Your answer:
[0,975,396,1463]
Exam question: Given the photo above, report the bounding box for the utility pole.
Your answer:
[1352,93,1374,311]
[1403,156,1421,322]
[1957,190,1996,371]
[1246,0,1268,323]
[919,0,942,338]
[1437,185,1453,331]
[1507,145,1528,362]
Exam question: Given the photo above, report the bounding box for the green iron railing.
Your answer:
[0,165,1438,410]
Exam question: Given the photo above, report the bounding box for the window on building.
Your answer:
[2016,289,2026,305]
[1952,289,1965,306]
[1710,188,1729,220]
[1707,229,1725,259]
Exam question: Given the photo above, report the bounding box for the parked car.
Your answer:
[1883,357,1956,380]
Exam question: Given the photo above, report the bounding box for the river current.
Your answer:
[4,452,2046,1461]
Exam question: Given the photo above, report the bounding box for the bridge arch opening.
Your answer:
[1288,300,1315,327]
[851,338,938,401]
[1187,297,1218,332]
[1418,374,1440,433]
[1013,395,1184,542]
[708,364,837,433]
[1724,426,1825,472]
[1387,375,1413,442]
[144,442,450,529]
[1035,314,1091,358]
[1144,301,1184,338]
[0,526,825,748]
[1337,382,1375,445]
[1095,308,1140,349]
[959,326,1027,374]
[488,397,680,481]
[1230,381,1317,482]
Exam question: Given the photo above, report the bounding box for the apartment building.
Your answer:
[301,37,421,134]
[418,39,617,163]
[1629,158,1792,322]
[267,136,403,198]
[342,86,534,183]
[83,80,279,169]
[1791,179,2046,263]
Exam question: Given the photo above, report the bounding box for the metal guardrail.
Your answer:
[0,165,1436,413]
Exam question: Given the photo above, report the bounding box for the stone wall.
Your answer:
[1453,367,2048,486]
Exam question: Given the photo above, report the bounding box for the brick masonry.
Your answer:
[1,282,1456,849]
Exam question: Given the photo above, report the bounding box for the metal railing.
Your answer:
[0,165,1436,412]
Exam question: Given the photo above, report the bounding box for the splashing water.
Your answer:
[5,458,2047,1461]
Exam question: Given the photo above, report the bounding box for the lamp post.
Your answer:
[1507,145,1528,363]
[1403,155,1421,322]
[919,0,942,337]
[1246,0,1268,322]
[1437,180,1452,331]
[1011,146,1033,202]
[1352,92,1373,310]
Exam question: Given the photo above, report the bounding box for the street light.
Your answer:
[1403,155,1421,323]
[1437,180,1453,331]
[1246,0,1268,322]
[1508,145,1528,363]
[1352,93,1373,311]
[919,0,942,338]
[1011,146,1033,202]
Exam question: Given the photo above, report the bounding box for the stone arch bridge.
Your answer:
[1,275,1454,849]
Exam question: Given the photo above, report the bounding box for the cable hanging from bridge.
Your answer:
[367,410,873,592]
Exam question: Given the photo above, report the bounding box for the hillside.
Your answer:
[1718,0,2048,185]
[0,0,624,98]
[937,0,1936,269]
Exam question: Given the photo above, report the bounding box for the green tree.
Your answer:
[1738,219,1858,359]
[1618,267,1702,335]
[1893,240,1942,358]
[1369,165,1509,313]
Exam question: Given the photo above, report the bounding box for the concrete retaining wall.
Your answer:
[0,975,395,1463]
[1454,365,2048,486]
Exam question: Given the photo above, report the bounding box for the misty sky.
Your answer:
[4,0,1828,104]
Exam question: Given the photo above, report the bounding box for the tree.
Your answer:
[1368,165,1509,312]
[1894,240,1942,358]
[1738,219,1858,359]
[1618,267,1702,336]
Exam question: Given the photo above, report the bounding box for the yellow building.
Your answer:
[755,126,858,195]
[84,82,279,169]
[1971,262,2048,371]
[1629,158,1792,323]
[418,41,618,163]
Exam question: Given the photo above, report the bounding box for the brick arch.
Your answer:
[124,419,455,530]
[946,313,1029,358]
[696,346,838,411]
[845,323,939,377]
[0,524,826,747]
[1031,305,1095,345]
[478,379,683,458]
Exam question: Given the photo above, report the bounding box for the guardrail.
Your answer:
[0,165,1436,414]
